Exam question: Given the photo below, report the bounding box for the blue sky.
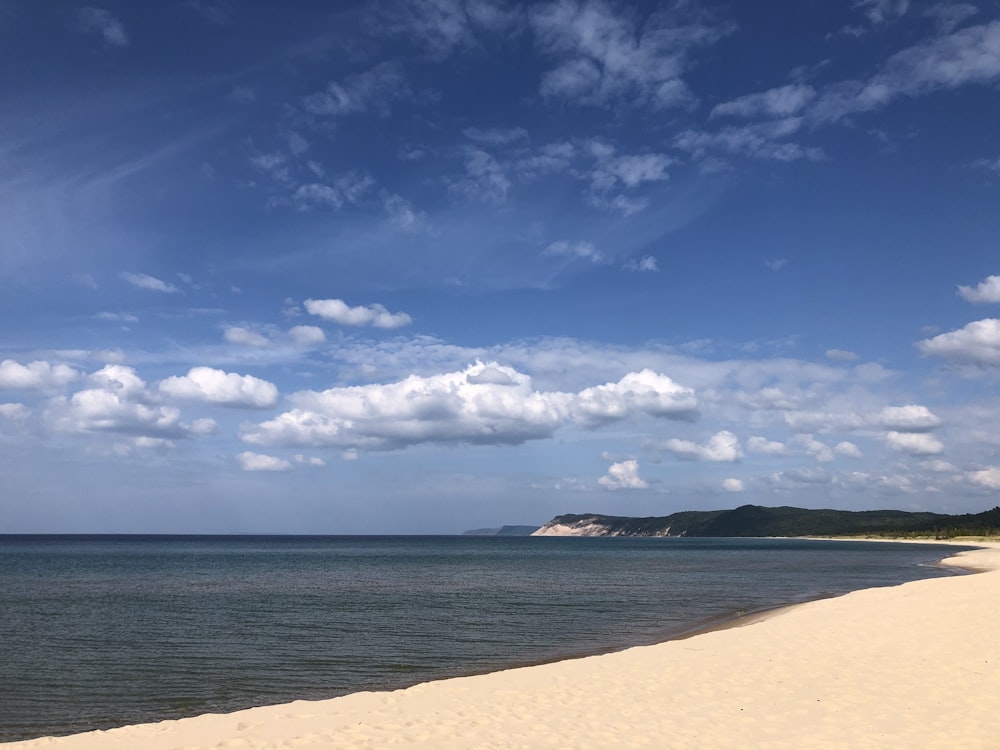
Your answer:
[2,0,1000,533]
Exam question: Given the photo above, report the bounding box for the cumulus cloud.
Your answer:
[224,326,272,347]
[0,360,79,390]
[598,459,648,489]
[120,272,179,293]
[918,318,1000,365]
[747,436,788,455]
[793,434,834,462]
[885,431,944,455]
[663,430,742,462]
[237,451,293,472]
[722,477,745,492]
[0,403,30,421]
[872,405,942,432]
[967,466,1000,489]
[241,362,697,451]
[834,441,863,458]
[48,365,201,440]
[825,348,859,362]
[711,84,816,119]
[958,275,1000,303]
[304,299,412,329]
[785,405,941,434]
[78,7,128,46]
[288,325,326,347]
[159,367,279,408]
[573,369,698,426]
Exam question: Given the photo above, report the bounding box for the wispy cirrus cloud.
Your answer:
[120,272,179,294]
[77,7,128,47]
[812,21,1000,123]
[529,0,731,110]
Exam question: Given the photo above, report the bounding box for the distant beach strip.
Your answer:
[2,541,997,750]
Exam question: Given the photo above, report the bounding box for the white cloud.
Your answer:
[0,360,79,390]
[572,369,698,426]
[592,152,672,189]
[872,405,942,432]
[711,84,816,119]
[463,127,529,145]
[958,275,1000,303]
[784,405,942,434]
[813,21,1000,122]
[922,458,956,473]
[624,256,658,273]
[288,325,326,347]
[241,362,697,451]
[383,194,426,231]
[885,431,944,455]
[529,0,729,109]
[793,434,834,462]
[825,348,859,362]
[48,366,197,440]
[973,156,1000,174]
[159,367,279,408]
[674,120,825,162]
[224,326,272,347]
[303,62,411,119]
[765,258,789,271]
[0,403,30,421]
[918,318,1000,365]
[237,451,293,472]
[120,272,179,293]
[78,7,128,46]
[924,3,979,33]
[292,173,374,211]
[545,240,603,263]
[293,454,326,467]
[722,477,745,492]
[834,441,863,458]
[450,147,511,204]
[598,459,648,490]
[304,299,412,329]
[967,466,1000,489]
[855,0,910,26]
[747,436,788,455]
[663,430,742,462]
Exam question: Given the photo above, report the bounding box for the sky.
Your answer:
[2,0,1000,533]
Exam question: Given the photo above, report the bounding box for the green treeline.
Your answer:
[547,505,1000,538]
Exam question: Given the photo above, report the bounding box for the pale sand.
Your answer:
[5,542,999,750]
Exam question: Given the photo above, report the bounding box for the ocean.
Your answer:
[0,535,969,742]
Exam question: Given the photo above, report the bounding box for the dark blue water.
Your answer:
[0,535,969,741]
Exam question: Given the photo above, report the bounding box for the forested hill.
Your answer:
[532,505,1000,538]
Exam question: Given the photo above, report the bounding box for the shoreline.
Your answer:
[4,540,998,749]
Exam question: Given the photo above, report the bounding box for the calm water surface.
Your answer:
[0,535,970,741]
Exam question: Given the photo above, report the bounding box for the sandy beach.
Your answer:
[5,541,998,750]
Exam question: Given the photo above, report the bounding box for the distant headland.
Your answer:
[526,504,1000,538]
